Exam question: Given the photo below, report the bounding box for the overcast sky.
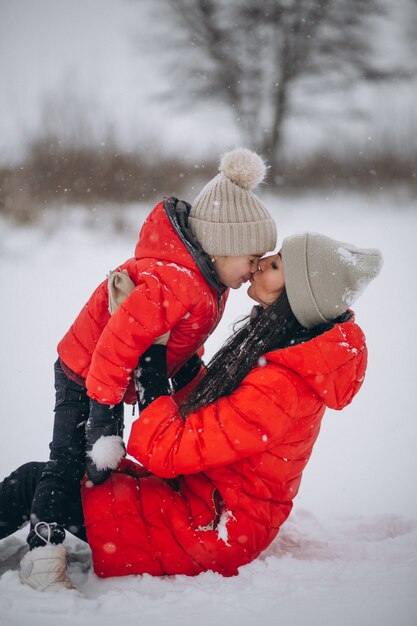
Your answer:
[0,0,415,165]
[0,0,238,163]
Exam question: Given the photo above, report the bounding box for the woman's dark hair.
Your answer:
[180,290,338,418]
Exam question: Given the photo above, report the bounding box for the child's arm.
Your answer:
[85,338,172,486]
[84,269,190,484]
[86,271,190,405]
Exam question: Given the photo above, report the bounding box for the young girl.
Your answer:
[1,232,382,589]
[18,148,277,588]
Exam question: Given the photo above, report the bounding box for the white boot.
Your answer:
[20,523,76,591]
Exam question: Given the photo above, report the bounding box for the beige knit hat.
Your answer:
[189,148,277,256]
[281,232,383,328]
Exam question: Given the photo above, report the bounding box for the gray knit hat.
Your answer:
[189,148,277,256]
[281,232,383,328]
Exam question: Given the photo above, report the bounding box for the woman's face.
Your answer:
[213,255,261,289]
[247,253,286,307]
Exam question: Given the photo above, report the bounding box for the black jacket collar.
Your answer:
[163,196,224,294]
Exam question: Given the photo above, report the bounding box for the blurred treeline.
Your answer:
[1,0,416,224]
[1,134,414,224]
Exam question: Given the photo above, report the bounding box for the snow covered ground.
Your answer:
[0,189,416,625]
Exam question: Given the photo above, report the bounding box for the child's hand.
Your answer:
[85,463,111,486]
[85,401,126,485]
[86,435,126,485]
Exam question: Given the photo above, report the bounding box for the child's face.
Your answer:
[213,255,261,289]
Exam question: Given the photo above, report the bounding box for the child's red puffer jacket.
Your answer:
[58,198,228,405]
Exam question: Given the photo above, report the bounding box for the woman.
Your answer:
[1,232,382,590]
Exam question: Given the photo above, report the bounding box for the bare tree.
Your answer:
[143,0,408,170]
[406,0,417,68]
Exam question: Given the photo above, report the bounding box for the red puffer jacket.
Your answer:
[57,199,227,404]
[82,315,367,577]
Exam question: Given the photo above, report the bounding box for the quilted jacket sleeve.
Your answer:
[127,364,299,478]
[86,271,189,404]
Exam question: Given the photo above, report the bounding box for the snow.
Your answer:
[133,366,146,407]
[165,263,195,279]
[337,246,359,266]
[336,244,384,306]
[215,510,235,546]
[343,278,369,307]
[0,189,416,624]
[1,511,416,626]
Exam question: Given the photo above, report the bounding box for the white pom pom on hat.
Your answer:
[189,147,276,257]
[219,147,267,191]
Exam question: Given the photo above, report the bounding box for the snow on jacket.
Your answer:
[82,314,367,577]
[57,198,228,405]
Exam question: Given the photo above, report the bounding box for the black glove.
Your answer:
[135,344,171,412]
[85,401,125,485]
[171,353,204,393]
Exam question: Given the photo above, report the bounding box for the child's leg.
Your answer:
[0,462,45,540]
[113,402,124,438]
[0,460,87,543]
[28,360,89,549]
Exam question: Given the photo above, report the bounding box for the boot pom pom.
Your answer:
[88,435,124,470]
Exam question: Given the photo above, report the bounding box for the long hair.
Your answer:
[180,291,335,418]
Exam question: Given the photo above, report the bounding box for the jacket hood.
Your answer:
[265,316,367,410]
[135,199,195,268]
[135,197,223,293]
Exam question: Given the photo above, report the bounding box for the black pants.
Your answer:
[0,461,88,542]
[26,359,123,549]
